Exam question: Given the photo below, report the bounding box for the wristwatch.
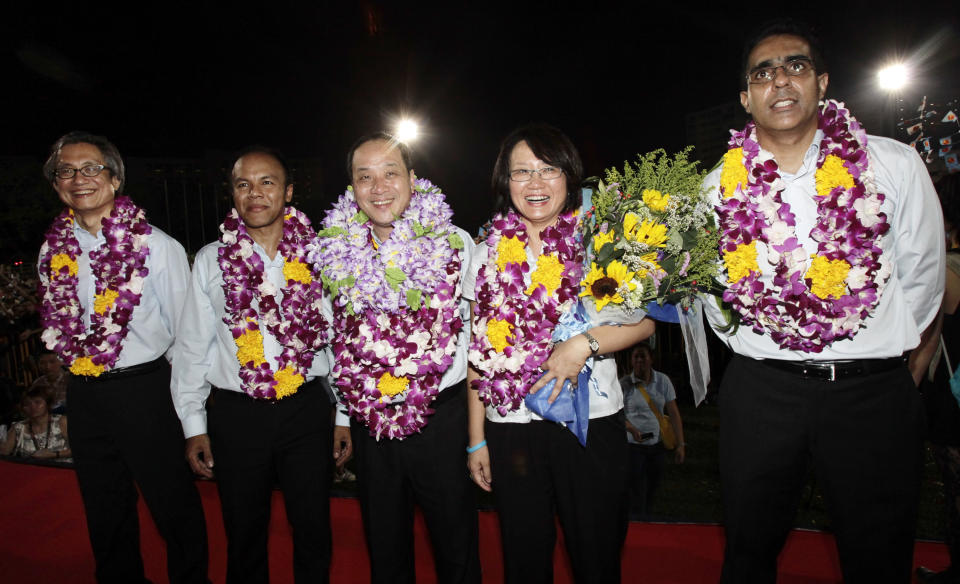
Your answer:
[582,331,600,357]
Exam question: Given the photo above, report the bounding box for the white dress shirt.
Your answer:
[170,240,333,439]
[40,221,191,368]
[702,131,945,360]
[328,227,475,422]
[463,241,634,423]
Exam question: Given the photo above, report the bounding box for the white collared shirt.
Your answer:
[170,239,333,438]
[702,130,945,360]
[41,221,191,368]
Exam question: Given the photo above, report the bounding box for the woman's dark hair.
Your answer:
[22,386,54,411]
[43,131,126,194]
[491,123,583,216]
[740,18,827,91]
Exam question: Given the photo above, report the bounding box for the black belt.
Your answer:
[758,356,906,382]
[211,377,321,405]
[74,356,166,383]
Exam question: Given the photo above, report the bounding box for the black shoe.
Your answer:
[917,566,960,584]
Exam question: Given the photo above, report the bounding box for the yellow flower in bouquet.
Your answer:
[579,260,636,311]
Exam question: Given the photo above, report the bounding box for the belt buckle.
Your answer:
[827,363,837,382]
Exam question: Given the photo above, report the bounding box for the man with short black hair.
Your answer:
[311,133,480,583]
[703,18,945,583]
[171,147,347,583]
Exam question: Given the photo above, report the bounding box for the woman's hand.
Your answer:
[528,335,592,404]
[468,446,492,492]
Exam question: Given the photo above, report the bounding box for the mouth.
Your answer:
[770,98,798,110]
[71,189,97,197]
[525,195,550,204]
[368,198,394,209]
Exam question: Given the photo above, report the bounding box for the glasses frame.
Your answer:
[54,164,110,180]
[746,57,814,85]
[509,167,564,182]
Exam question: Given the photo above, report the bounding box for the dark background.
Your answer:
[2,1,958,258]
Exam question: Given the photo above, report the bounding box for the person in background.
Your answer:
[30,350,68,413]
[619,343,685,518]
[916,172,960,584]
[0,386,71,461]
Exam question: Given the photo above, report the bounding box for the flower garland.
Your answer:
[39,196,151,376]
[309,178,465,439]
[716,99,890,352]
[468,209,583,415]
[219,206,329,400]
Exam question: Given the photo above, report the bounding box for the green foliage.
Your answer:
[384,267,406,291]
[406,289,422,311]
[604,147,704,204]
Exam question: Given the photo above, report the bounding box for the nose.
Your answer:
[771,66,791,87]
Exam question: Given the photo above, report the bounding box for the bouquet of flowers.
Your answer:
[579,147,721,316]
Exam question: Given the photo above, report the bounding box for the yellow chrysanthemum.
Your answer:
[592,230,616,251]
[283,259,313,285]
[720,148,748,198]
[806,255,850,299]
[579,260,636,312]
[723,241,759,283]
[623,214,668,248]
[70,356,104,377]
[377,372,410,398]
[486,318,514,353]
[93,289,120,315]
[815,154,855,198]
[273,366,305,399]
[235,326,266,366]
[496,235,526,271]
[50,253,78,278]
[642,189,671,212]
[526,253,565,296]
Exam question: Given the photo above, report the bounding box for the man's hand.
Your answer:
[333,425,353,470]
[185,434,214,478]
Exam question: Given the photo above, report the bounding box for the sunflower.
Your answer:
[579,260,636,311]
[623,213,668,248]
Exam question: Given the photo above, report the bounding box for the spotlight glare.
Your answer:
[877,63,909,91]
[396,119,419,143]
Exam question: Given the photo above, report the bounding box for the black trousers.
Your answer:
[208,379,333,584]
[627,441,666,518]
[68,361,209,584]
[719,355,924,584]
[486,412,629,584]
[350,382,481,584]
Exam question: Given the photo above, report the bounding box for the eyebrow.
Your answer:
[233,173,280,184]
[57,159,101,167]
[751,54,811,71]
[354,161,401,173]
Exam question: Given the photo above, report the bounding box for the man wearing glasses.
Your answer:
[38,132,208,583]
[701,19,944,583]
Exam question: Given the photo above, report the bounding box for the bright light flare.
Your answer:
[877,63,909,91]
[395,119,419,143]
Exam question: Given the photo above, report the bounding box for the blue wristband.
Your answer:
[466,440,487,453]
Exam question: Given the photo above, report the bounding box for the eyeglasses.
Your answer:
[746,57,814,85]
[509,167,564,182]
[54,164,109,180]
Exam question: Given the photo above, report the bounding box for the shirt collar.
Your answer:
[781,129,824,180]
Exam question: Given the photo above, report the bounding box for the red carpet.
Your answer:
[0,460,949,583]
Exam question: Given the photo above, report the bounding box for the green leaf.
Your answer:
[412,221,426,237]
[317,226,346,238]
[353,210,369,224]
[384,267,406,291]
[448,232,464,250]
[406,289,422,311]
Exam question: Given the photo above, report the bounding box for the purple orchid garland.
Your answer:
[716,99,890,352]
[39,196,151,375]
[468,209,584,415]
[309,179,465,439]
[218,206,329,399]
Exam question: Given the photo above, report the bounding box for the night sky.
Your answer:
[3,2,959,245]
